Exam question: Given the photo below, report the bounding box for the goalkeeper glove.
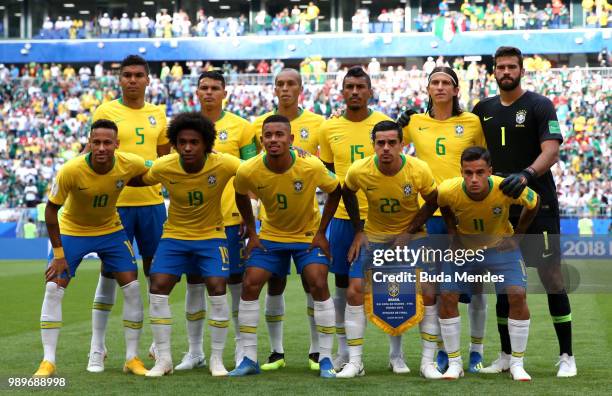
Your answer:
[499,168,536,199]
[396,108,418,128]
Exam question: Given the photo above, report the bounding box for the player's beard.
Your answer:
[496,75,521,91]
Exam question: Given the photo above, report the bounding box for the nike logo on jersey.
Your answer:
[169,181,179,184]
[257,185,269,190]
[542,252,553,258]
[418,127,429,131]
[78,187,89,190]
[114,118,126,123]
[366,187,377,191]
[484,116,493,121]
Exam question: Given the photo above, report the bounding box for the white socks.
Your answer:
[468,294,487,355]
[439,316,462,363]
[91,274,116,353]
[265,294,285,353]
[121,281,144,361]
[208,294,230,359]
[40,282,65,364]
[149,293,172,361]
[313,298,335,361]
[344,304,365,364]
[333,287,348,357]
[238,299,260,362]
[419,304,439,366]
[228,283,242,364]
[388,335,403,359]
[185,283,206,357]
[508,318,530,366]
[306,293,319,355]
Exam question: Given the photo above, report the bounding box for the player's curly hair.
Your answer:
[119,54,150,75]
[167,112,216,153]
[426,66,463,118]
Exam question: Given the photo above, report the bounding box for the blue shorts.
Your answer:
[47,230,137,278]
[225,225,246,276]
[426,216,448,235]
[350,239,434,279]
[118,204,166,258]
[247,239,330,277]
[440,248,527,294]
[329,218,356,276]
[151,238,229,278]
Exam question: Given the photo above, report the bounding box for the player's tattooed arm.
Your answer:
[45,202,70,281]
[405,189,438,234]
[235,192,266,257]
[310,185,342,259]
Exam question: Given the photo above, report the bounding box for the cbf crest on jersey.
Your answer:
[492,206,503,216]
[149,116,157,126]
[115,179,125,189]
[402,183,413,197]
[207,175,217,186]
[218,130,229,141]
[299,128,309,140]
[516,110,527,126]
[455,124,464,137]
[293,179,304,193]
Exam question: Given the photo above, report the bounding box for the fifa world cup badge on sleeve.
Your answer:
[364,260,424,336]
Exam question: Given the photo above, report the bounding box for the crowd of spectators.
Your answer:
[35,1,610,40]
[0,59,609,218]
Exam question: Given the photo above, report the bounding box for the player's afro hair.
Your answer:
[167,112,216,153]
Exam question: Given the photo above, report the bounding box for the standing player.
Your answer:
[163,71,257,371]
[337,120,442,379]
[34,120,149,377]
[229,115,341,378]
[397,66,488,373]
[88,55,170,372]
[129,113,241,377]
[472,46,576,377]
[248,68,325,371]
[318,67,405,372]
[437,146,539,381]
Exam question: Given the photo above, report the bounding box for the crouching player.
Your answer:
[229,115,342,378]
[437,146,539,381]
[129,112,241,377]
[338,120,441,379]
[34,120,150,377]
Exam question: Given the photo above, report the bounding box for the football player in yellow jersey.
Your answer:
[229,115,341,378]
[34,120,149,378]
[160,71,257,372]
[89,55,171,371]
[437,146,539,381]
[338,121,441,379]
[128,113,241,377]
[318,66,397,371]
[397,66,489,374]
[249,68,325,371]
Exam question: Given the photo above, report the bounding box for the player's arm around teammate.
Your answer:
[34,120,150,378]
[437,146,539,381]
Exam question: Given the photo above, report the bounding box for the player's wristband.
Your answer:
[53,247,65,259]
[522,167,536,183]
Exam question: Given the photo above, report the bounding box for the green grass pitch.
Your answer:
[1,260,611,395]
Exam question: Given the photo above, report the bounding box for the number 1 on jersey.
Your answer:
[473,218,484,232]
[501,127,506,146]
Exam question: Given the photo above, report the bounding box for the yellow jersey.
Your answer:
[142,152,241,240]
[214,111,257,226]
[319,110,392,219]
[48,152,148,237]
[344,154,436,242]
[405,112,485,217]
[250,109,324,154]
[437,175,539,248]
[93,99,168,207]
[234,151,339,243]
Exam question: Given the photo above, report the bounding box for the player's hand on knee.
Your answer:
[46,258,70,281]
[308,231,331,260]
[347,231,368,263]
[396,108,417,128]
[244,234,266,259]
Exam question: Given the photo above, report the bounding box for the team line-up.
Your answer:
[33,45,577,381]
